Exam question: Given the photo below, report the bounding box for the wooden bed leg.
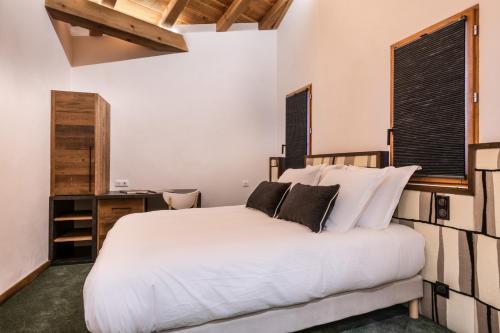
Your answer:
[409,299,419,319]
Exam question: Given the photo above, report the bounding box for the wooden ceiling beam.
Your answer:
[45,0,188,53]
[89,0,293,27]
[114,0,160,23]
[259,0,293,30]
[100,0,118,8]
[159,0,190,27]
[89,29,103,37]
[216,0,252,32]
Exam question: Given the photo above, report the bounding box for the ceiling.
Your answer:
[45,0,293,66]
[106,0,279,25]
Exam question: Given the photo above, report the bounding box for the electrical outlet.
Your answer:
[242,180,249,188]
[114,179,129,188]
[435,282,449,298]
[435,195,450,220]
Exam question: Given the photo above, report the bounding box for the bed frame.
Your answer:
[164,276,422,333]
[164,150,422,333]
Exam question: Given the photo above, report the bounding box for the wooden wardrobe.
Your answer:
[51,91,110,196]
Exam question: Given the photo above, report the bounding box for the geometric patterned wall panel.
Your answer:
[394,144,500,333]
[475,235,500,310]
[475,170,500,237]
[476,148,500,170]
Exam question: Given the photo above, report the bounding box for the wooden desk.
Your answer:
[96,189,201,210]
[96,190,201,250]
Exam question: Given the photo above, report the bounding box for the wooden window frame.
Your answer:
[286,84,313,155]
[390,5,479,195]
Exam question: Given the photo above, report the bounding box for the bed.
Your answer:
[84,151,425,333]
[84,205,424,333]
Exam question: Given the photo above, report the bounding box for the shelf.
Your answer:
[54,229,92,243]
[51,244,93,265]
[52,257,93,266]
[54,211,93,222]
[51,195,95,201]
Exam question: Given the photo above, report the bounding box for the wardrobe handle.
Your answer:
[89,146,93,193]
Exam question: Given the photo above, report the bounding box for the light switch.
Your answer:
[114,179,129,188]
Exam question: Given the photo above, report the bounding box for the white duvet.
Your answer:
[84,206,424,333]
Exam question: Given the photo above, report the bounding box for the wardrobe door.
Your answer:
[93,96,110,195]
[51,91,96,195]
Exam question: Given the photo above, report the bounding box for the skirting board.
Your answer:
[0,261,50,305]
[163,275,423,333]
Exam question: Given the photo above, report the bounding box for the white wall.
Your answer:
[277,0,500,154]
[0,1,71,294]
[71,29,277,207]
[275,1,320,154]
[0,7,277,294]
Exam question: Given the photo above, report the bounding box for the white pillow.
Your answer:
[278,165,322,186]
[319,164,346,182]
[357,165,420,230]
[319,166,388,232]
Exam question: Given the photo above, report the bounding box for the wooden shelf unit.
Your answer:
[49,196,97,265]
[49,90,110,266]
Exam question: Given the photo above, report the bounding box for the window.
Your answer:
[285,85,312,169]
[390,6,479,194]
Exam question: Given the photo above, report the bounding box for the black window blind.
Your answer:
[285,90,309,169]
[393,18,467,178]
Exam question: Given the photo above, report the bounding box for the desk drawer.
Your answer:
[97,198,145,249]
[99,199,144,219]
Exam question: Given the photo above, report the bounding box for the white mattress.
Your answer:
[84,206,425,333]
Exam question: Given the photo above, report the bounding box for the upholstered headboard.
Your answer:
[269,151,389,181]
[305,151,389,168]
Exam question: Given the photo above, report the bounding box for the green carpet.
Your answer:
[0,264,451,333]
[0,264,91,333]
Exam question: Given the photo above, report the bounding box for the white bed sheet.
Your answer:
[84,206,424,333]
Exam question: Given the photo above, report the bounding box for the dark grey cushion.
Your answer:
[246,181,292,217]
[278,183,340,233]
